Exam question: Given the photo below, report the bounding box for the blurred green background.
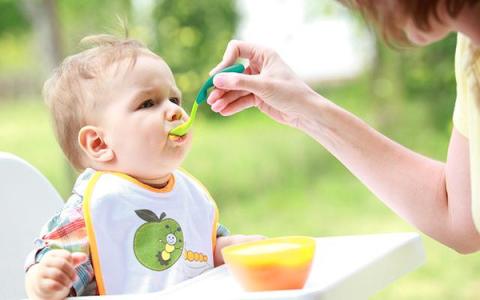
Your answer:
[0,0,479,299]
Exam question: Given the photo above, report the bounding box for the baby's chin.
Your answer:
[169,134,193,160]
[161,145,192,172]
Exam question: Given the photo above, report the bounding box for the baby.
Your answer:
[24,34,262,299]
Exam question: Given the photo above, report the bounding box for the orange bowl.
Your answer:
[222,236,315,291]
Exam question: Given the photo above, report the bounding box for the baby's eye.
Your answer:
[138,99,155,109]
[169,97,180,105]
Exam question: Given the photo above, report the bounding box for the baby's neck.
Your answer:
[138,174,171,189]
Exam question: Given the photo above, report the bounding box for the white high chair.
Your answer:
[0,152,426,300]
[0,152,64,300]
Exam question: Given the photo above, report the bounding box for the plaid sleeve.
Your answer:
[216,223,230,237]
[24,194,97,296]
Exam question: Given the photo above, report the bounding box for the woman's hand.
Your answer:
[214,234,266,267]
[207,40,321,129]
[25,249,87,300]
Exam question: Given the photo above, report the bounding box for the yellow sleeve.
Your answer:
[469,51,480,233]
[453,34,480,233]
[453,34,470,137]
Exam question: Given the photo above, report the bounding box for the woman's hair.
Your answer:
[339,0,478,45]
[43,34,148,169]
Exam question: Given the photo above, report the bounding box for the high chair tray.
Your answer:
[73,232,424,300]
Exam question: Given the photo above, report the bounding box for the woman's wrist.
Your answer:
[296,91,366,157]
[297,91,336,140]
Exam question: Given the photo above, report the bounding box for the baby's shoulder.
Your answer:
[58,193,84,220]
[175,169,208,191]
[174,169,215,202]
[41,193,85,235]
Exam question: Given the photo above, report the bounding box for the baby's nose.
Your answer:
[167,109,183,122]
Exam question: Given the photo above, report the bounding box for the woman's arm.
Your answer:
[304,98,479,253]
[208,40,480,253]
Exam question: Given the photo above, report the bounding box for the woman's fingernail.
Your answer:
[219,110,230,116]
[207,95,215,105]
[211,100,224,112]
[210,66,221,76]
[213,74,225,88]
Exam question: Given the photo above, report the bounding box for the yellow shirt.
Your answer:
[453,33,480,232]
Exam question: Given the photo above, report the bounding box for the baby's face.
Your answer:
[95,53,192,180]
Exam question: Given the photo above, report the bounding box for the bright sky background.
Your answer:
[235,0,375,82]
[133,0,375,83]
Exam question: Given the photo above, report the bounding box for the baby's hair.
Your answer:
[43,34,149,170]
[339,0,478,46]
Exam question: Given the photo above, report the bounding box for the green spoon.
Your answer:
[169,63,245,137]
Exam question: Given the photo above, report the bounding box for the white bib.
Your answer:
[82,169,218,295]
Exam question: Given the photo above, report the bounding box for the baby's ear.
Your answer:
[78,126,114,163]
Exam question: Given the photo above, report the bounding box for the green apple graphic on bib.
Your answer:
[133,210,184,271]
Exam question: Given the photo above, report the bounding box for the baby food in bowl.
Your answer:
[222,236,315,291]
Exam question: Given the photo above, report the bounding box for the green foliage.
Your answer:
[399,34,457,131]
[1,97,479,299]
[0,0,34,72]
[0,2,478,298]
[151,0,238,105]
[57,0,133,53]
[361,34,457,133]
[0,0,30,36]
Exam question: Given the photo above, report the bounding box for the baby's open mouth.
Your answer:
[168,134,187,143]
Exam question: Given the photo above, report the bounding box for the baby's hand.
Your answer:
[214,234,266,267]
[26,249,87,300]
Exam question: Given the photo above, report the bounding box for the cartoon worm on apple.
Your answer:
[133,209,184,271]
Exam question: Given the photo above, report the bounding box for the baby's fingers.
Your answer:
[42,266,74,288]
[38,277,67,294]
[43,253,77,281]
[72,252,88,267]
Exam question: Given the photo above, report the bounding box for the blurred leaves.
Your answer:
[57,0,133,52]
[0,1,458,140]
[151,0,238,104]
[399,35,457,131]
[0,3,477,299]
[305,0,351,21]
[0,0,30,36]
[370,35,457,133]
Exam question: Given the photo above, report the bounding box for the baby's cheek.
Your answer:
[185,134,194,150]
[179,136,193,160]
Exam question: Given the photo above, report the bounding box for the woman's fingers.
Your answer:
[209,40,244,75]
[213,73,263,94]
[206,88,226,105]
[217,94,258,116]
[210,90,251,112]
[208,40,312,126]
[209,40,266,75]
[207,67,255,105]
